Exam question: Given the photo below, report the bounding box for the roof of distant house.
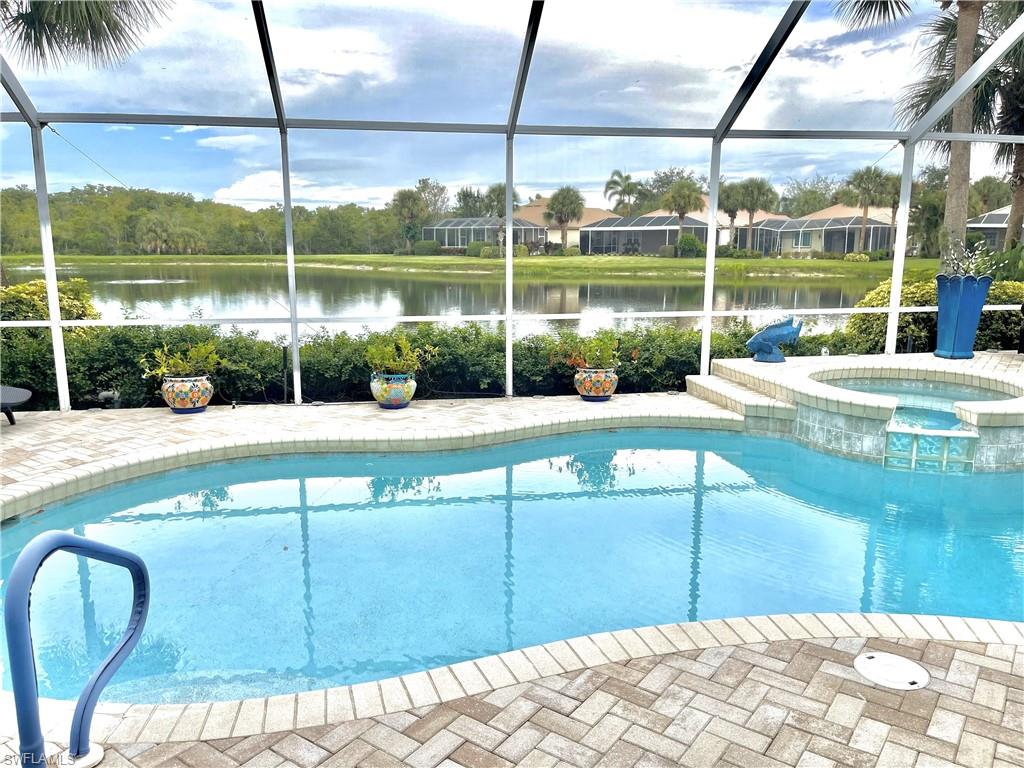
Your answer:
[801,203,894,225]
[967,205,1014,228]
[516,197,615,228]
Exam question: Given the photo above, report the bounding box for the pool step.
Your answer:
[685,375,797,426]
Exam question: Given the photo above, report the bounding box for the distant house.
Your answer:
[421,217,547,247]
[968,206,1021,250]
[581,196,781,254]
[517,197,614,248]
[742,205,894,256]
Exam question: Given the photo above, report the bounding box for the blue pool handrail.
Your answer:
[4,531,150,766]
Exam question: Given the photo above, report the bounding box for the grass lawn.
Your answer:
[3,252,942,284]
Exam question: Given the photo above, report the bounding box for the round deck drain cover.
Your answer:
[854,651,930,690]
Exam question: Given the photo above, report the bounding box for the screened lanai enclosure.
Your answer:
[581,215,712,254]
[1,0,1023,411]
[422,218,547,248]
[736,216,894,255]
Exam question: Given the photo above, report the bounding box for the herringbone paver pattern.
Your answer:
[92,637,1022,768]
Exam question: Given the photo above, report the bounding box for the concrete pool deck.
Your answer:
[2,352,1022,522]
[1,614,1021,768]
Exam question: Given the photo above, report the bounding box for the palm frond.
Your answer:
[1,0,173,70]
[832,0,912,29]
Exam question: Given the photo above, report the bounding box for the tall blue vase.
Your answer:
[934,274,992,360]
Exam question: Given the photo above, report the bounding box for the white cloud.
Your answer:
[161,136,173,141]
[213,170,398,210]
[196,134,268,151]
[175,126,210,133]
[103,125,135,132]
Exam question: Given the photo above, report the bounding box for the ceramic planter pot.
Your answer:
[935,274,992,359]
[574,368,618,401]
[161,375,213,413]
[370,372,417,409]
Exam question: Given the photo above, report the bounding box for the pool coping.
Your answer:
[2,612,1020,746]
[0,393,743,523]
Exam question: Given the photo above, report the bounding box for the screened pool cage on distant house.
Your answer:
[2,0,1023,411]
[422,218,547,247]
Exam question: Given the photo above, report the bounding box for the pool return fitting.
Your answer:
[4,531,150,767]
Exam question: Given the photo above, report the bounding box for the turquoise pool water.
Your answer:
[830,378,1013,430]
[2,429,1022,703]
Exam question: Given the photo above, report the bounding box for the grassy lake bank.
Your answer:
[2,253,941,285]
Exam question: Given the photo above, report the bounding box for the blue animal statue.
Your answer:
[746,317,803,362]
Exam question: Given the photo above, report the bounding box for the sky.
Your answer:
[0,0,1009,213]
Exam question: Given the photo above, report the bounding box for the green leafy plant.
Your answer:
[569,332,620,369]
[413,239,441,255]
[676,233,703,258]
[466,240,485,257]
[843,252,870,262]
[140,341,224,379]
[364,331,434,374]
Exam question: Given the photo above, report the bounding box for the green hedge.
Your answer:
[846,278,1024,353]
[4,278,1021,411]
[413,239,441,255]
[466,240,485,257]
[676,233,702,258]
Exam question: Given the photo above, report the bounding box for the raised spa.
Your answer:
[2,430,1021,704]
[826,377,1013,431]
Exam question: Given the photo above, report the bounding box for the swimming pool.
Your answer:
[2,429,1021,703]
[828,377,1013,430]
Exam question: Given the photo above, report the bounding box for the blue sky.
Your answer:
[0,0,1005,211]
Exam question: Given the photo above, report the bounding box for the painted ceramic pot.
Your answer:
[370,372,417,409]
[574,368,618,402]
[161,375,214,414]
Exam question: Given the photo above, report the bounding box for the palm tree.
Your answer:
[719,182,742,247]
[736,178,779,253]
[543,186,585,248]
[484,183,519,218]
[135,212,169,255]
[897,3,1024,249]
[883,172,903,255]
[839,166,890,251]
[837,0,985,247]
[660,178,704,248]
[604,170,639,216]
[1,0,172,69]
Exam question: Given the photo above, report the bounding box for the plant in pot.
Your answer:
[141,342,223,414]
[935,241,1004,359]
[365,331,434,409]
[569,333,620,401]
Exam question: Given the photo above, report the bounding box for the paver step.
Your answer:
[685,374,797,420]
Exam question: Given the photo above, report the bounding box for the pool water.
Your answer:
[830,378,1012,431]
[2,430,1021,703]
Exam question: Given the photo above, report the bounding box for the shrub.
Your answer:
[563,245,581,257]
[413,239,441,255]
[1,278,100,321]
[994,244,1024,281]
[846,278,1024,353]
[514,243,528,258]
[466,240,486,257]
[439,246,466,256]
[568,331,620,368]
[658,244,677,258]
[809,251,844,260]
[479,245,500,259]
[715,244,737,258]
[676,233,703,258]
[844,253,870,262]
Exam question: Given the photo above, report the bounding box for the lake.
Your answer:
[10,261,880,337]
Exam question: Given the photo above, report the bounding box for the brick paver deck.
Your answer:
[8,635,1020,768]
